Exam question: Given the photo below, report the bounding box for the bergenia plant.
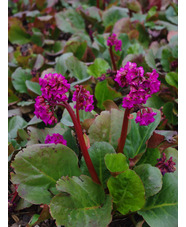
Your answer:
[10,33,177,227]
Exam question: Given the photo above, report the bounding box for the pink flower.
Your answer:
[45,133,67,145]
[72,85,94,112]
[39,73,70,104]
[34,73,70,125]
[135,108,157,126]
[115,62,161,126]
[107,33,122,52]
[156,153,176,175]
[34,96,57,125]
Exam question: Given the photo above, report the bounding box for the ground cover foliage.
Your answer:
[8,0,178,226]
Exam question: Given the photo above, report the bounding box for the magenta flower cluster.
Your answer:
[156,153,176,175]
[34,73,70,125]
[135,108,157,126]
[45,133,67,145]
[107,33,122,51]
[115,62,161,125]
[72,85,94,112]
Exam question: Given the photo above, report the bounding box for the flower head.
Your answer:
[115,62,160,125]
[107,33,122,51]
[45,133,67,145]
[72,85,94,112]
[156,153,176,175]
[135,108,157,126]
[39,73,70,104]
[34,96,57,125]
[34,73,70,125]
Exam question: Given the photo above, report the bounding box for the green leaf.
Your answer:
[34,54,45,70]
[55,9,85,33]
[61,103,94,127]
[104,153,129,173]
[8,19,31,45]
[55,52,73,75]
[102,6,128,27]
[64,41,87,60]
[136,23,150,48]
[165,72,178,88]
[80,142,115,186]
[65,56,89,80]
[11,144,81,204]
[26,81,42,95]
[145,49,158,71]
[124,110,161,158]
[144,94,164,109]
[8,89,19,104]
[11,67,32,93]
[163,102,178,125]
[134,164,162,197]
[138,172,178,227]
[50,176,112,227]
[107,169,145,215]
[30,29,44,47]
[87,58,110,78]
[95,80,122,109]
[137,148,161,166]
[158,21,177,31]
[88,109,125,150]
[146,6,157,21]
[161,49,173,72]
[8,116,27,139]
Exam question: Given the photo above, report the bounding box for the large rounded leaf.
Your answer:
[80,142,115,186]
[11,67,32,94]
[88,109,127,149]
[104,153,129,173]
[50,175,112,227]
[138,172,178,227]
[87,58,110,78]
[134,164,162,197]
[11,144,81,204]
[107,169,145,215]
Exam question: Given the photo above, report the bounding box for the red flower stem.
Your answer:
[109,46,117,71]
[76,88,81,126]
[117,108,131,153]
[61,102,101,184]
[11,191,18,203]
[103,0,105,10]
[76,103,81,127]
[97,0,100,8]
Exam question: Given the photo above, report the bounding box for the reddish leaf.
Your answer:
[147,132,165,148]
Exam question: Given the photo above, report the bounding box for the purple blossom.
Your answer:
[34,96,57,125]
[107,33,122,52]
[45,133,67,145]
[34,73,71,125]
[115,62,161,126]
[156,153,176,175]
[39,73,70,104]
[72,85,94,112]
[135,108,157,126]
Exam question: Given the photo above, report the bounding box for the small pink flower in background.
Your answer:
[107,33,122,51]
[72,85,94,112]
[45,133,67,145]
[156,153,176,175]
